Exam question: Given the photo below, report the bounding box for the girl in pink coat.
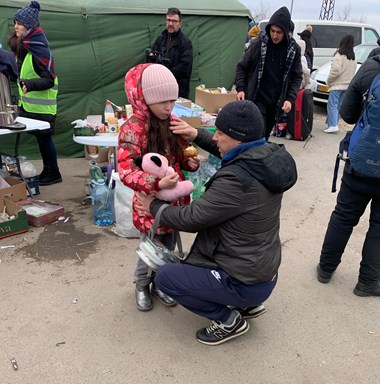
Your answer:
[118,63,199,311]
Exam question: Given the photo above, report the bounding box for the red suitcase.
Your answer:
[287,88,313,140]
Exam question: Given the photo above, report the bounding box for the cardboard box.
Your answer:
[181,116,202,129]
[16,198,65,227]
[0,177,28,202]
[0,198,29,239]
[172,104,202,129]
[175,97,192,109]
[195,88,237,113]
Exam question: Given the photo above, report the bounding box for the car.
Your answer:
[308,43,378,103]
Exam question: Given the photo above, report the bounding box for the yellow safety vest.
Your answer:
[18,53,58,115]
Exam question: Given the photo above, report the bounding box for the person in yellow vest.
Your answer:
[9,1,61,185]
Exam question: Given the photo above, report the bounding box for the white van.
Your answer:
[258,19,380,69]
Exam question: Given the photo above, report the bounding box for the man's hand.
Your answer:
[136,192,155,213]
[236,91,245,101]
[170,116,198,141]
[282,100,292,113]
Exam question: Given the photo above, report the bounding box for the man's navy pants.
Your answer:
[155,263,277,322]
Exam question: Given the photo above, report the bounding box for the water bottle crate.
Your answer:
[25,176,40,196]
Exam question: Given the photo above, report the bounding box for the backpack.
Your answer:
[332,71,380,192]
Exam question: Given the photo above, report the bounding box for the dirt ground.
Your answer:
[0,104,379,384]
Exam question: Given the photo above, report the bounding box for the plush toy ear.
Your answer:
[135,156,143,168]
[150,155,163,167]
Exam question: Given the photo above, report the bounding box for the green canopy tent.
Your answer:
[0,0,251,158]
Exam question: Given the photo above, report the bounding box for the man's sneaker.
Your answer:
[196,313,249,346]
[353,281,380,297]
[232,304,267,319]
[317,264,333,284]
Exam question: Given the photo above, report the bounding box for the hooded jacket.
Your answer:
[150,128,298,285]
[118,63,193,234]
[235,7,302,118]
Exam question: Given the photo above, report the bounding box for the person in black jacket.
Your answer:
[136,101,297,345]
[317,55,380,297]
[152,8,193,99]
[235,6,302,140]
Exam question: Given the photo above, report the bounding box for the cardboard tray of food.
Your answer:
[16,198,64,227]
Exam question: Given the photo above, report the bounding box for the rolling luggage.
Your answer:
[287,88,313,140]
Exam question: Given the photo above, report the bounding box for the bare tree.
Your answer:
[249,1,272,22]
[335,2,367,23]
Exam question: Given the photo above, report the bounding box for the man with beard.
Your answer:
[152,8,193,99]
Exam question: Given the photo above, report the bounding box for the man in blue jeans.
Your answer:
[136,100,297,345]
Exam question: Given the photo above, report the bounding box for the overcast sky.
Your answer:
[239,0,380,32]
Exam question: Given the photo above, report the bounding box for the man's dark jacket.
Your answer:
[340,55,380,123]
[150,129,297,285]
[152,29,193,99]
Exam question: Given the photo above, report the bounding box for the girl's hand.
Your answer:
[136,192,155,212]
[187,156,200,170]
[170,116,198,141]
[158,173,179,190]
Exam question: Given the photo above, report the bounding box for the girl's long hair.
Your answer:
[147,113,183,162]
[337,34,355,60]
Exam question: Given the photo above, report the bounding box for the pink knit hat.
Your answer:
[142,64,179,105]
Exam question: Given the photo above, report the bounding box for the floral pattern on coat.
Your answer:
[118,63,193,234]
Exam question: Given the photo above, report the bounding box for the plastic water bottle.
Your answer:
[92,179,115,226]
[104,100,115,123]
[89,160,104,183]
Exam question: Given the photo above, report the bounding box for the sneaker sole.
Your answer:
[243,307,267,319]
[197,321,250,346]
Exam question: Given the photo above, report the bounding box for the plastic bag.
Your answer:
[111,173,140,238]
[186,161,217,200]
[20,161,38,178]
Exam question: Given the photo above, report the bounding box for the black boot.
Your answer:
[135,284,153,311]
[39,166,49,180]
[39,168,62,186]
[353,281,380,297]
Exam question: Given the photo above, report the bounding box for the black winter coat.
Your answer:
[150,129,298,285]
[152,29,193,99]
[340,55,380,124]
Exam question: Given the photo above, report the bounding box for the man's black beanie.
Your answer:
[215,100,264,142]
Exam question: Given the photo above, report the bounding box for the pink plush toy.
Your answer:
[136,153,194,202]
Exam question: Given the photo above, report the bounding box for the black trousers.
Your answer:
[255,101,277,141]
[320,167,380,284]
